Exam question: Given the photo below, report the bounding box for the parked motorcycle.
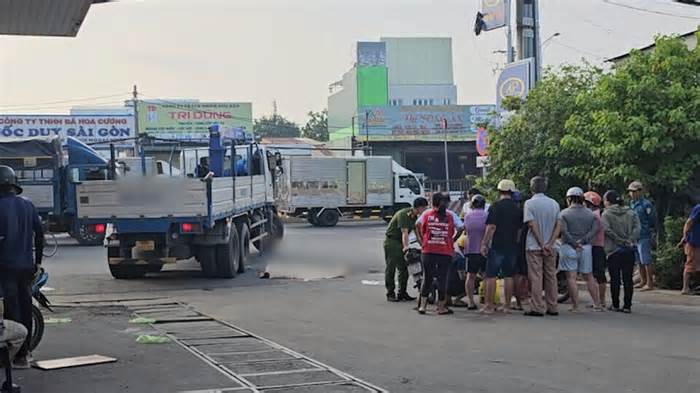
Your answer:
[30,269,51,351]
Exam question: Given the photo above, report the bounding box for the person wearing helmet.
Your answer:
[0,165,44,368]
[558,186,602,312]
[602,190,640,313]
[584,191,608,308]
[480,179,523,314]
[628,181,657,291]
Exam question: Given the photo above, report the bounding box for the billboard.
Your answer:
[357,42,387,67]
[357,105,496,142]
[496,58,534,110]
[137,101,253,141]
[482,0,507,31]
[357,67,389,108]
[0,114,135,147]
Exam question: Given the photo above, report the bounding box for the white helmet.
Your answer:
[566,187,584,198]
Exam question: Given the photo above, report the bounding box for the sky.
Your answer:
[0,0,698,124]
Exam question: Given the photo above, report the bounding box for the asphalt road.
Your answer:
[28,222,700,392]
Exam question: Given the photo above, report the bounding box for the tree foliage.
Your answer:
[488,32,700,214]
[253,114,300,138]
[301,110,328,141]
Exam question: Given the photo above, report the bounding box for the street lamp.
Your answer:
[542,32,561,48]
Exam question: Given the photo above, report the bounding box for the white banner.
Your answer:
[0,114,135,147]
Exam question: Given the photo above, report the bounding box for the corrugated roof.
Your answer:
[0,0,93,37]
[606,29,698,62]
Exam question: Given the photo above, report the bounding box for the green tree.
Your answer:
[253,114,300,138]
[564,33,700,217]
[487,64,602,200]
[301,110,328,141]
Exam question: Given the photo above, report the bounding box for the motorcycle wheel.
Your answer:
[30,304,45,352]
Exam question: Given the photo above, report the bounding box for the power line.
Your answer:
[0,100,130,113]
[602,0,700,20]
[549,40,606,60]
[0,92,130,110]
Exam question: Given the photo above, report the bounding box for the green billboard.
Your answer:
[356,66,388,107]
[137,101,253,141]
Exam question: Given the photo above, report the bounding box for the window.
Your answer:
[413,99,417,106]
[399,175,422,195]
[429,99,434,105]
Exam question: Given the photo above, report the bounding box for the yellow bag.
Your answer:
[478,279,501,304]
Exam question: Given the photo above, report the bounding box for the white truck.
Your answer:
[274,155,424,227]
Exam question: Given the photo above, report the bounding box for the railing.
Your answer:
[424,179,476,193]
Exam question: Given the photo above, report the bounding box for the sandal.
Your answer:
[467,305,479,310]
[437,308,454,315]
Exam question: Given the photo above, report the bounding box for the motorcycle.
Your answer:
[30,269,51,352]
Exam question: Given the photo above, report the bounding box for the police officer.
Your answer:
[628,181,656,290]
[0,165,44,369]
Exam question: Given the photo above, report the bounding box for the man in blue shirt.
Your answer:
[628,181,656,290]
[0,165,44,369]
[680,203,700,295]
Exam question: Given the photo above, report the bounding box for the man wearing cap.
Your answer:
[558,187,602,312]
[628,181,657,290]
[523,176,561,317]
[679,202,700,295]
[480,179,523,314]
[0,165,44,369]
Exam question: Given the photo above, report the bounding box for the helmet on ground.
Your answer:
[584,191,602,207]
[497,179,517,193]
[0,165,22,195]
[627,181,643,192]
[566,187,584,198]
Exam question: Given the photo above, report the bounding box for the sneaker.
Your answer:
[622,307,632,314]
[12,355,31,369]
[546,311,559,316]
[386,293,399,302]
[608,305,622,312]
[397,292,416,302]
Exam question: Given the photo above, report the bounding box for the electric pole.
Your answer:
[132,84,146,175]
[516,0,542,80]
[442,118,450,193]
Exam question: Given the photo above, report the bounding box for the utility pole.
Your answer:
[516,0,542,80]
[364,110,370,156]
[351,116,355,156]
[441,118,450,193]
[505,0,514,63]
[132,84,146,175]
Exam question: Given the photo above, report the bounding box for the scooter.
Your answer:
[29,269,51,352]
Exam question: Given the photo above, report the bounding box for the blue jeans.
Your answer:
[485,248,517,278]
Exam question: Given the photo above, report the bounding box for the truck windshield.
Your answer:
[399,175,421,195]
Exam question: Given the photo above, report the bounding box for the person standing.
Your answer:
[628,181,657,290]
[463,195,488,310]
[602,190,640,313]
[0,165,44,368]
[480,180,522,314]
[462,187,490,217]
[416,193,463,315]
[679,203,700,295]
[584,191,608,308]
[383,197,429,302]
[522,177,561,317]
[558,187,602,312]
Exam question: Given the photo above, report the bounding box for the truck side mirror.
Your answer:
[69,168,81,184]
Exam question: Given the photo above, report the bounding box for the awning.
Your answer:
[0,0,97,37]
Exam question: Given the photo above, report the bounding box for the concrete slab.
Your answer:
[194,340,277,354]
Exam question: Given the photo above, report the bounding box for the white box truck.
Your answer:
[274,156,424,226]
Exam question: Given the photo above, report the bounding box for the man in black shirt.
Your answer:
[480,179,523,314]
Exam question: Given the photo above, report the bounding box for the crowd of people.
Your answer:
[383,176,700,316]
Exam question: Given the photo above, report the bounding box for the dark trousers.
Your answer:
[0,269,34,358]
[608,249,635,309]
[420,253,451,301]
[384,239,409,295]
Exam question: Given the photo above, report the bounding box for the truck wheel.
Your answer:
[109,264,148,279]
[199,247,219,278]
[238,223,251,273]
[215,225,240,278]
[271,212,284,240]
[307,209,320,226]
[72,224,104,246]
[318,210,339,227]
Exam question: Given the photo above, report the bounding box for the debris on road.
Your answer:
[361,280,382,286]
[136,335,171,344]
[34,354,117,370]
[129,317,156,324]
[44,317,72,324]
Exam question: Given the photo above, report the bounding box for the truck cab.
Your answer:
[392,161,425,209]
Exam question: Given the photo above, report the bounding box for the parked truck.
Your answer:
[0,136,109,245]
[74,126,284,279]
[274,155,425,227]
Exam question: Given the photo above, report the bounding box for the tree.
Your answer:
[301,110,328,142]
[487,64,603,200]
[487,32,700,217]
[253,114,300,138]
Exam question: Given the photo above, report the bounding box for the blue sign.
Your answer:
[357,42,387,67]
[496,58,534,110]
[358,105,496,141]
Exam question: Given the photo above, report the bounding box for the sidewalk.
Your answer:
[13,305,235,393]
[575,281,700,307]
